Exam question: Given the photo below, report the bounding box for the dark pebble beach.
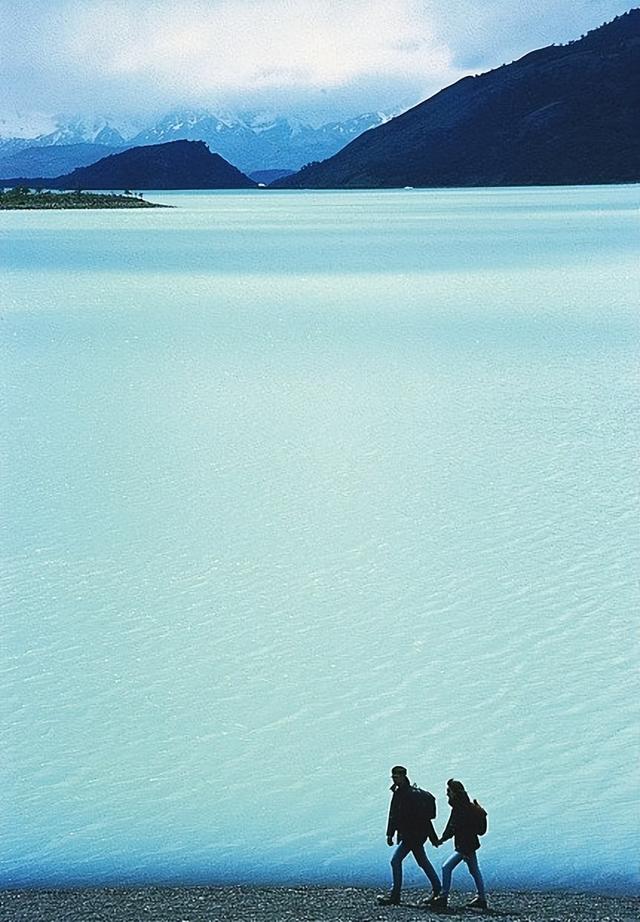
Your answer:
[1,887,637,922]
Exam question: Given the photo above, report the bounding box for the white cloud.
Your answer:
[60,0,455,90]
[0,0,633,126]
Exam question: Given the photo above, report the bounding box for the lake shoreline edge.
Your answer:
[2,885,638,921]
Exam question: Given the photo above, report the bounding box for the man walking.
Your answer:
[377,765,441,906]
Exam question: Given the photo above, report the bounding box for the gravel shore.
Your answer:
[1,886,637,922]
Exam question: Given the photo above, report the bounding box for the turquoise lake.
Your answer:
[1,187,638,892]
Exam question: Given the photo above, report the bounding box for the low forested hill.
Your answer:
[0,140,257,190]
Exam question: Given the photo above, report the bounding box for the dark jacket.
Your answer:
[386,781,438,846]
[440,792,480,855]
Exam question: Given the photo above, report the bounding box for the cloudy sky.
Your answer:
[0,0,632,133]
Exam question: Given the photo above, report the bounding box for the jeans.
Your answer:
[441,849,485,899]
[390,840,441,898]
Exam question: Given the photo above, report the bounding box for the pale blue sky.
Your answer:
[1,1,633,132]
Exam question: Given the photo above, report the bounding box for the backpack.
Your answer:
[470,799,488,835]
[411,786,437,821]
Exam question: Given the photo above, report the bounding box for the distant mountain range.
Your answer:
[276,11,640,188]
[0,110,389,180]
[0,141,256,190]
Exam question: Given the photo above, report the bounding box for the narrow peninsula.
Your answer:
[0,187,166,210]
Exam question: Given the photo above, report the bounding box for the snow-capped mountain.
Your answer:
[36,117,128,147]
[127,108,390,172]
[0,119,132,179]
[127,110,266,172]
[0,109,393,178]
[0,116,132,152]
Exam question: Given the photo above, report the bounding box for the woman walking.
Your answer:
[429,779,487,910]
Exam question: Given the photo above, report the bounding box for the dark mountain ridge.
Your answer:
[275,11,640,188]
[0,140,256,190]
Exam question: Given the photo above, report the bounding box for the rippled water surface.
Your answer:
[1,187,638,892]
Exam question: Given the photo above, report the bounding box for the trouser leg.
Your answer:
[410,843,441,893]
[390,842,410,897]
[441,850,464,896]
[463,851,486,900]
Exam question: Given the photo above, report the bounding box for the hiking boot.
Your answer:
[376,894,401,905]
[422,891,442,905]
[430,893,448,909]
[466,896,487,910]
